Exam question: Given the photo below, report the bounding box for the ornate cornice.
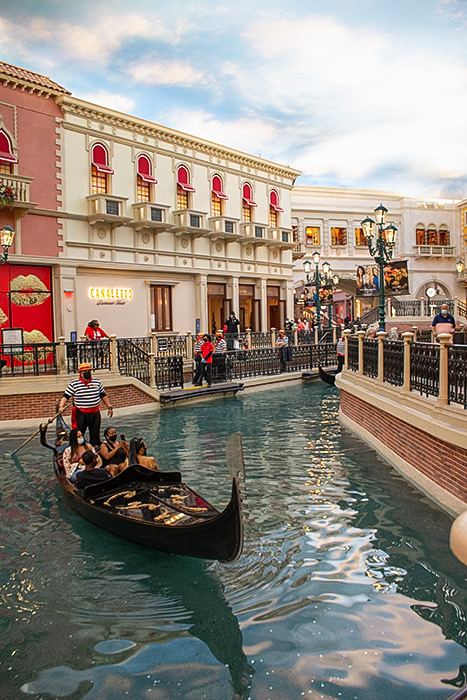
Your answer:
[56,96,301,183]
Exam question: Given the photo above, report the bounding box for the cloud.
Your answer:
[127,60,207,88]
[80,91,135,114]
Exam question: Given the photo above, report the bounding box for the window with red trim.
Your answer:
[269,190,283,227]
[177,166,194,209]
[0,130,17,174]
[137,155,157,202]
[242,182,256,223]
[211,175,228,216]
[91,143,113,194]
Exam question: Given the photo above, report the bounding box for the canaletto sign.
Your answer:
[88,287,133,305]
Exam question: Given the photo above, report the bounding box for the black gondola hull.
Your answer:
[318,365,337,385]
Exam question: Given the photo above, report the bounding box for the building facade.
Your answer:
[0,61,300,344]
[291,186,464,322]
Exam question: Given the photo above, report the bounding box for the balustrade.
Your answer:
[448,345,467,409]
[383,340,404,386]
[362,338,378,378]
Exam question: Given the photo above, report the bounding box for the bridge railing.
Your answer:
[343,330,466,409]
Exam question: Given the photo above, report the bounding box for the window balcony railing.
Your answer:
[130,202,173,232]
[266,227,294,247]
[172,209,210,236]
[87,194,132,227]
[206,216,241,240]
[292,242,306,260]
[240,222,268,244]
[413,245,456,257]
[0,174,36,217]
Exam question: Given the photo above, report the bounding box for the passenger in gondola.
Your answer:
[128,437,158,471]
[99,427,129,472]
[75,450,114,489]
[62,428,103,481]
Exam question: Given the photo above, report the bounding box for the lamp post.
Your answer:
[456,258,464,275]
[0,225,15,264]
[303,251,340,337]
[361,204,397,331]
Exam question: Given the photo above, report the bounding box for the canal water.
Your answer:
[1,383,466,700]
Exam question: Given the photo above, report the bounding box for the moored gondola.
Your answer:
[40,415,246,563]
[318,365,337,385]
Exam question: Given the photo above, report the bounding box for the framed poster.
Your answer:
[2,327,23,353]
[384,260,409,296]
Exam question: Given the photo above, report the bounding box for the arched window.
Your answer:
[91,143,113,194]
[0,130,17,174]
[439,224,450,246]
[427,224,437,245]
[242,182,257,223]
[269,190,283,227]
[137,154,157,202]
[415,223,426,245]
[211,174,228,216]
[176,165,195,209]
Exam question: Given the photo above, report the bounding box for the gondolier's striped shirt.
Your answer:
[63,378,106,411]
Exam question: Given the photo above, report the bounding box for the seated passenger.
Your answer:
[99,427,129,472]
[63,428,102,480]
[75,450,115,489]
[128,437,158,471]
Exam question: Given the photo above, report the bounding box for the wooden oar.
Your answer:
[10,411,61,456]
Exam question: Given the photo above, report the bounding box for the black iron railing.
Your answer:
[249,332,272,349]
[0,343,57,375]
[66,340,111,373]
[155,356,184,390]
[117,339,151,385]
[362,338,378,378]
[410,342,440,398]
[311,343,337,367]
[228,347,281,379]
[347,337,359,371]
[154,335,187,357]
[448,345,467,409]
[383,340,404,386]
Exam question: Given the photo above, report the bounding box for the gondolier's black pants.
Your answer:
[75,408,101,448]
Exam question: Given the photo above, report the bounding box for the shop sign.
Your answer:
[88,287,133,305]
[207,283,225,296]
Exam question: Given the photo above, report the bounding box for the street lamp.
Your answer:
[303,252,340,337]
[456,258,464,275]
[0,225,15,264]
[361,204,397,331]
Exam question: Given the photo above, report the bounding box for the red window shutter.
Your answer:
[269,190,284,212]
[92,144,114,173]
[212,175,228,199]
[137,155,157,183]
[0,131,17,163]
[177,166,195,192]
[242,183,257,207]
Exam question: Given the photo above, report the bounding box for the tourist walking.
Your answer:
[58,362,113,447]
[194,334,214,387]
[432,303,455,342]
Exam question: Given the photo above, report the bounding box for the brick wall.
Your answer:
[0,385,156,421]
[340,389,467,503]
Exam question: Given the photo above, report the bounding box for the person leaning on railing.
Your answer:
[431,303,455,343]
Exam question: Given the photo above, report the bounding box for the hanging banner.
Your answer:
[356,261,409,297]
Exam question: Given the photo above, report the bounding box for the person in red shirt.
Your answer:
[84,320,109,340]
[194,334,214,387]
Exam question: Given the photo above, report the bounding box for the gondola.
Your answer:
[40,415,246,563]
[318,365,337,385]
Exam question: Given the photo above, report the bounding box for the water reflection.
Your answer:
[1,384,467,699]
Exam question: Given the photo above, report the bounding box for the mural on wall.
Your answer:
[0,264,53,365]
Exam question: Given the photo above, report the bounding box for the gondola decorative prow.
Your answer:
[226,432,248,522]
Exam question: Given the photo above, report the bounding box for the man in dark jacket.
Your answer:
[224,312,240,350]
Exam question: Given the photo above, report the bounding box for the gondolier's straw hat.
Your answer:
[78,362,93,372]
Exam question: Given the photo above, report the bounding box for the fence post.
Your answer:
[437,333,451,406]
[343,329,351,370]
[314,326,319,344]
[186,332,193,359]
[150,332,157,356]
[411,325,418,341]
[246,328,252,349]
[149,352,156,388]
[57,336,66,375]
[332,325,337,343]
[271,328,276,347]
[109,334,117,372]
[377,330,386,382]
[402,331,413,391]
[293,327,298,346]
[357,330,365,376]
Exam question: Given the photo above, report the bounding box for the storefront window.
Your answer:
[355,227,366,246]
[305,227,320,246]
[331,227,347,246]
[151,285,172,331]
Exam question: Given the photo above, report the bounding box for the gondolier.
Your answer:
[58,362,113,447]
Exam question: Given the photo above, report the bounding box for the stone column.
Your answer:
[271,328,276,347]
[343,329,351,371]
[246,328,252,349]
[150,332,157,356]
[109,334,117,372]
[149,352,156,389]
[186,332,193,359]
[437,333,452,406]
[357,330,365,376]
[411,325,418,341]
[314,326,319,344]
[402,332,414,392]
[260,279,268,331]
[377,331,387,382]
[194,274,208,334]
[57,336,66,375]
